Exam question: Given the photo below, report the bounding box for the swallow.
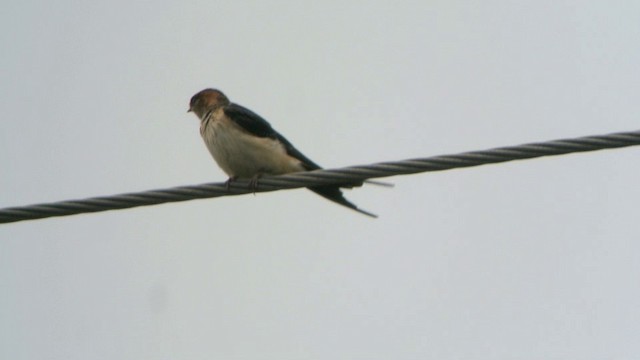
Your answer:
[188,88,376,217]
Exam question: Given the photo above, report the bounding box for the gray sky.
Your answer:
[2,1,640,359]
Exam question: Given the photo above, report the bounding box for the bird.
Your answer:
[188,88,377,217]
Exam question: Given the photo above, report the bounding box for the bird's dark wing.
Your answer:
[224,103,322,170]
[224,104,374,217]
[223,103,279,139]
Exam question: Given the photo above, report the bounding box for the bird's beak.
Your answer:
[187,108,192,113]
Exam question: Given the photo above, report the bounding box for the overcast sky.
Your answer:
[2,1,640,359]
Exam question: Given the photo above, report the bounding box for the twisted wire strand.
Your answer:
[1,130,639,224]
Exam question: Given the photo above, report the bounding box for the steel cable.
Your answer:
[1,130,639,224]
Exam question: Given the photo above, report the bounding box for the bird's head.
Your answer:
[188,88,230,119]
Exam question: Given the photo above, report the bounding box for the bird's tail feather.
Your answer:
[365,180,394,187]
[335,179,393,189]
[308,186,377,218]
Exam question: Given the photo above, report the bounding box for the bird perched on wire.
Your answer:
[188,88,377,217]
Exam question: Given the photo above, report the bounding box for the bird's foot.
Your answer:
[225,176,238,191]
[248,174,263,194]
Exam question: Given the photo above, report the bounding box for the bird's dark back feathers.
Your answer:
[223,103,322,170]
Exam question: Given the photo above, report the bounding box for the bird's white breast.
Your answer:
[200,111,305,178]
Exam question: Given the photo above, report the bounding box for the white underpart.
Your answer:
[200,110,305,178]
